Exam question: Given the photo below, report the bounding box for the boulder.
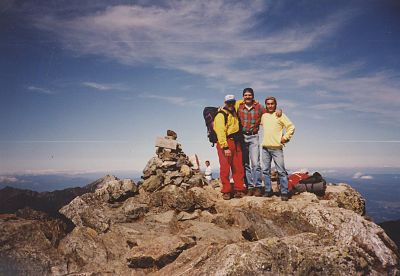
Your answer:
[95,178,137,202]
[180,165,192,177]
[323,183,366,215]
[127,235,196,269]
[141,175,164,192]
[150,185,195,212]
[59,193,111,233]
[122,198,149,221]
[0,213,67,275]
[143,156,163,179]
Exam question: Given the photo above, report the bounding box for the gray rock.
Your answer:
[161,161,177,170]
[141,175,164,192]
[177,210,200,221]
[323,183,366,215]
[59,194,111,233]
[0,213,67,275]
[150,185,195,211]
[155,137,178,150]
[143,156,163,179]
[95,178,137,202]
[174,177,184,186]
[187,174,206,187]
[127,235,196,269]
[122,198,149,221]
[180,165,192,177]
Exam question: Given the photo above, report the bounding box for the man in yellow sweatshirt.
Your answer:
[260,96,295,201]
[214,94,246,200]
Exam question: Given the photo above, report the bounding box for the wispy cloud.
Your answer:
[30,1,400,122]
[332,140,400,143]
[82,81,128,91]
[139,94,201,107]
[27,86,54,95]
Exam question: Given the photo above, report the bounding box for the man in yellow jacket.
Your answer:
[214,94,246,200]
[260,96,295,201]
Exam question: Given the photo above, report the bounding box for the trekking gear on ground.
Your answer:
[293,172,326,196]
[288,172,310,191]
[203,107,228,146]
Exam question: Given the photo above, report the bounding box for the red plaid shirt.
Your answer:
[237,101,266,134]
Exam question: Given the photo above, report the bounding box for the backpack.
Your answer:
[293,172,326,196]
[203,107,228,147]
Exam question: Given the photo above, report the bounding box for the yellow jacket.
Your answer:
[213,108,240,148]
[260,112,295,149]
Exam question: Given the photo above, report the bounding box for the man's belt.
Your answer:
[243,130,258,135]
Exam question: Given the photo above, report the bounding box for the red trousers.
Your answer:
[217,139,245,193]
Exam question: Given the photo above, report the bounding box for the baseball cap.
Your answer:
[224,94,236,103]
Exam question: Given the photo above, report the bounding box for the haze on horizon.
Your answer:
[1,0,400,174]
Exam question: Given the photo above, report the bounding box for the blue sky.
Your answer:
[1,0,400,174]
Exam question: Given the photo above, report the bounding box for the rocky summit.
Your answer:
[0,131,399,275]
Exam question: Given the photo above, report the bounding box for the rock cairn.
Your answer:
[141,130,206,192]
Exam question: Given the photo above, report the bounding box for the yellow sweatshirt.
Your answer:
[260,112,295,149]
[213,108,240,149]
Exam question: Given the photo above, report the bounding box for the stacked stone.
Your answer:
[141,130,206,192]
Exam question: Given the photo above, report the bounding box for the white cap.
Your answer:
[224,94,236,102]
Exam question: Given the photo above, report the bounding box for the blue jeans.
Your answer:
[242,134,262,188]
[262,147,288,194]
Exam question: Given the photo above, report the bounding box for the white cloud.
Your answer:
[360,175,373,180]
[0,176,19,183]
[27,86,54,94]
[82,81,128,91]
[31,1,400,122]
[139,94,201,107]
[352,172,373,179]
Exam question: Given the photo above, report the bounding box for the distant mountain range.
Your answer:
[0,175,116,219]
[1,169,399,223]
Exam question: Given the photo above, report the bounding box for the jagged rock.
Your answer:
[158,150,178,161]
[95,178,137,202]
[59,194,111,233]
[174,177,184,186]
[145,210,176,224]
[143,156,163,179]
[188,186,216,210]
[180,165,192,177]
[187,174,206,187]
[0,213,67,275]
[161,161,177,170]
[177,210,201,221]
[57,226,109,273]
[323,183,366,215]
[141,175,164,192]
[176,155,190,168]
[167,129,178,140]
[122,198,149,221]
[127,235,196,269]
[85,174,119,192]
[150,185,195,212]
[155,137,178,150]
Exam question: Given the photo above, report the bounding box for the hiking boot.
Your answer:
[247,188,255,196]
[263,191,273,197]
[234,191,246,198]
[253,188,263,197]
[281,194,289,201]
[222,193,231,200]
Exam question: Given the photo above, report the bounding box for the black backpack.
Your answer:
[203,107,228,147]
[293,172,327,196]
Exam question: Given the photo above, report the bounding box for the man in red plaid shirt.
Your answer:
[237,88,281,196]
